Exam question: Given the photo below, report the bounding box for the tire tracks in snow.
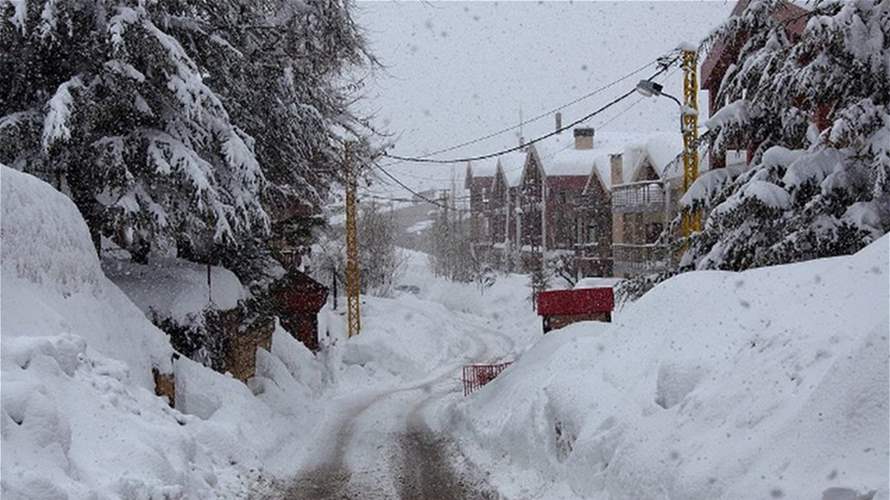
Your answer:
[278,308,515,499]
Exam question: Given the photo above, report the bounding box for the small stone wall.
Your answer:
[224,316,274,382]
[152,367,176,407]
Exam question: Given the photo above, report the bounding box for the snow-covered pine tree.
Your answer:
[0,0,372,282]
[680,0,889,271]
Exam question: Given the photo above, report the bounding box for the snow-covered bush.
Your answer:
[682,0,889,271]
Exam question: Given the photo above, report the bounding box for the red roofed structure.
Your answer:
[537,287,614,333]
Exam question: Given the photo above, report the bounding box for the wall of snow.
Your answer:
[451,236,889,499]
[1,166,172,387]
[0,166,328,497]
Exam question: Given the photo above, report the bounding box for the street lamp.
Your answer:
[635,71,702,239]
[635,79,682,109]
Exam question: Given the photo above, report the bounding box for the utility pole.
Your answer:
[344,143,361,337]
[681,48,701,237]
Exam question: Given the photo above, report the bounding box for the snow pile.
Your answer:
[451,236,889,499]
[104,256,248,325]
[0,166,328,497]
[1,166,172,387]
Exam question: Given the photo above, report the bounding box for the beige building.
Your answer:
[608,134,684,277]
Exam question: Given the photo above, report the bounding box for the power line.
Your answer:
[374,164,471,211]
[381,64,673,165]
[383,87,636,164]
[379,54,675,167]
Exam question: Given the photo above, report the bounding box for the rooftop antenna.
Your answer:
[519,106,525,147]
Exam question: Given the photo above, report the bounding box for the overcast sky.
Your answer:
[353,1,735,194]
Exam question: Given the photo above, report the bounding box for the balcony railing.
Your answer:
[612,243,669,276]
[612,181,667,214]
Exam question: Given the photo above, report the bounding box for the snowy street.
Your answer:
[274,263,528,499]
[3,1,889,498]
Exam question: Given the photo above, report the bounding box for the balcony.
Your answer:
[612,181,667,214]
[612,243,669,276]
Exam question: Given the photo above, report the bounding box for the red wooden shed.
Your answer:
[536,287,614,333]
[272,270,328,351]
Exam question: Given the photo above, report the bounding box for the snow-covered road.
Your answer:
[274,297,528,499]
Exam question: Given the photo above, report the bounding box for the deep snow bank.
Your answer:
[1,166,173,387]
[0,167,326,497]
[452,237,889,499]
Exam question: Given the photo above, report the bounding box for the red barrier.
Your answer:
[462,362,512,396]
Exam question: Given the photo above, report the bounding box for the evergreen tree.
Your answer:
[0,0,373,283]
[682,0,889,271]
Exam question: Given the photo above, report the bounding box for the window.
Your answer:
[588,223,597,243]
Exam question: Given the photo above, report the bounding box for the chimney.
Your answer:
[574,127,594,150]
[555,112,563,133]
[610,153,624,186]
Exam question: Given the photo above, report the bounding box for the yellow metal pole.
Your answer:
[681,49,702,237]
[344,144,361,337]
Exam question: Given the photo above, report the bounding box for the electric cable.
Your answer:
[378,53,677,166]
[381,64,674,165]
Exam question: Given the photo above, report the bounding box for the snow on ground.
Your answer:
[313,248,541,393]
[104,256,248,325]
[1,166,541,498]
[10,163,884,499]
[0,167,326,498]
[447,235,889,500]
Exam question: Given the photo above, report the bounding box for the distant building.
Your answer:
[465,157,498,247]
[609,134,683,277]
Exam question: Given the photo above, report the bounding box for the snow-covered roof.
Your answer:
[540,132,640,191]
[621,132,685,181]
[467,157,498,179]
[496,151,528,188]
[575,277,623,289]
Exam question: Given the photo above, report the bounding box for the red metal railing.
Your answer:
[462,362,512,396]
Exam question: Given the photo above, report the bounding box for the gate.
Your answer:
[462,362,512,396]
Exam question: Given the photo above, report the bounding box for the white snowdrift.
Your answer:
[452,236,889,500]
[325,249,540,390]
[0,166,327,497]
[105,257,248,326]
[1,166,172,387]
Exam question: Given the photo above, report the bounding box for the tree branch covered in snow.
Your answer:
[683,0,889,272]
[0,0,374,282]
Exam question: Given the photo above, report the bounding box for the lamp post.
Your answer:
[635,80,683,109]
[635,65,701,239]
